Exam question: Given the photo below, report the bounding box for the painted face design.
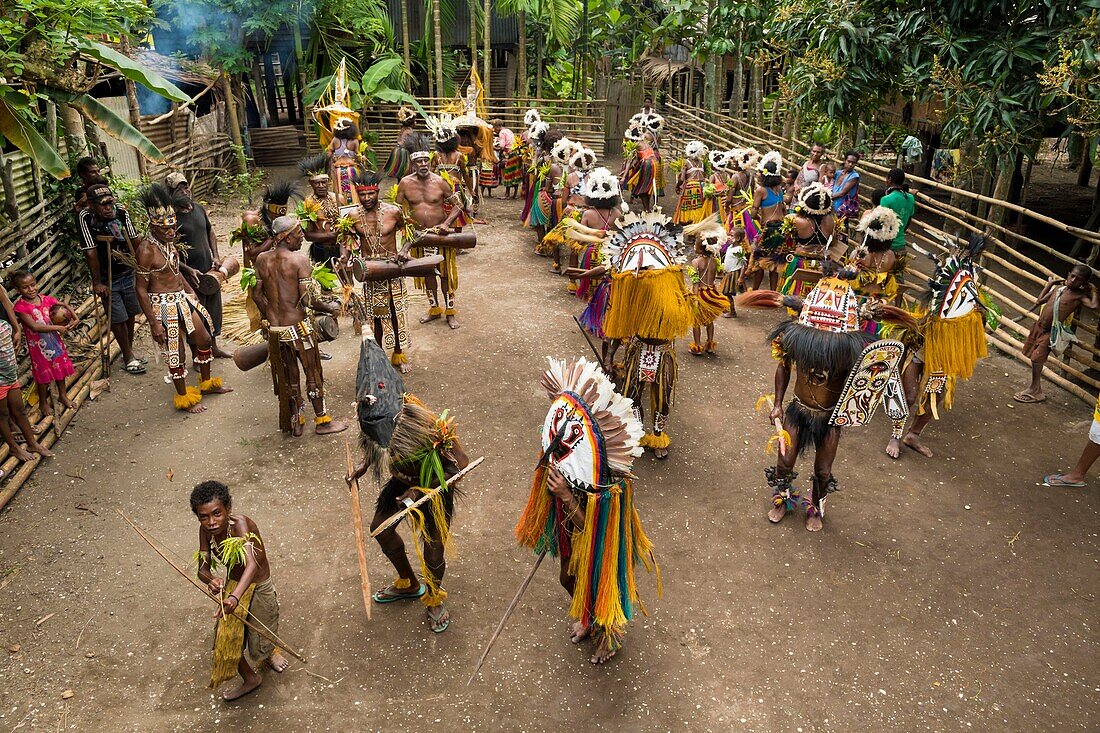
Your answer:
[542,392,604,490]
[933,258,980,319]
[798,277,859,333]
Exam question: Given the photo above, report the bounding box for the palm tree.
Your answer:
[482,0,491,92]
[498,0,579,100]
[401,0,412,79]
[432,0,444,96]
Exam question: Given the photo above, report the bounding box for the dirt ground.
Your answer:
[0,189,1097,733]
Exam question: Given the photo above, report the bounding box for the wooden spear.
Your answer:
[117,509,307,663]
[344,439,372,621]
[369,456,485,538]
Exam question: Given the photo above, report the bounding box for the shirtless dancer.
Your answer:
[132,184,232,413]
[191,480,288,701]
[350,173,414,373]
[1015,264,1098,404]
[396,151,463,329]
[252,215,347,436]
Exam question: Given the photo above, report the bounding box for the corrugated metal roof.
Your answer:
[386,1,518,47]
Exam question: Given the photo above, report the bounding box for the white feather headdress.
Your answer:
[709,149,731,171]
[797,182,833,216]
[426,113,458,144]
[570,146,597,172]
[583,166,620,200]
[858,206,902,242]
[757,150,783,175]
[524,108,542,126]
[684,140,709,161]
[528,120,549,141]
[551,137,581,166]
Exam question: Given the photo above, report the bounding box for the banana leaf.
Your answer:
[76,40,191,104]
[0,96,70,178]
[45,89,164,162]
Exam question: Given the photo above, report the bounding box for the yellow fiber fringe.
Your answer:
[444,308,457,316]
[687,286,730,328]
[209,581,255,688]
[405,491,455,596]
[199,377,223,393]
[604,268,693,341]
[420,588,448,608]
[922,311,987,382]
[315,415,332,425]
[393,576,412,590]
[391,352,408,366]
[173,387,202,410]
[427,306,444,317]
[640,433,671,450]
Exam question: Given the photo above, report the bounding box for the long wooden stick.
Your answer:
[369,456,485,538]
[466,550,547,686]
[116,510,307,663]
[344,439,372,621]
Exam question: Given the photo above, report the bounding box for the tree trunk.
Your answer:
[950,139,980,213]
[1080,174,1100,263]
[703,0,717,111]
[122,79,148,177]
[1078,137,1094,187]
[469,0,477,70]
[517,10,527,101]
[726,40,743,120]
[432,0,444,97]
[60,103,87,157]
[535,27,544,99]
[750,60,764,128]
[686,62,694,107]
[401,0,412,80]
[483,0,491,94]
[989,153,1013,226]
[220,72,247,174]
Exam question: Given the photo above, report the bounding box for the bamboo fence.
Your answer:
[323,97,608,162]
[0,130,233,510]
[661,100,1100,404]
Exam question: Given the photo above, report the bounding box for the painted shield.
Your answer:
[829,340,906,428]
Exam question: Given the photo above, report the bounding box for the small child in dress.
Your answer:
[818,162,836,190]
[11,270,76,416]
[783,168,799,210]
[0,298,52,463]
[720,226,747,318]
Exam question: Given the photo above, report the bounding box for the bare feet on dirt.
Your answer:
[903,432,933,457]
[315,419,348,435]
[268,650,289,673]
[446,315,460,330]
[207,384,234,394]
[570,621,590,644]
[591,634,617,664]
[420,312,442,324]
[221,677,262,701]
[186,403,207,414]
[886,437,901,459]
[805,513,823,532]
[767,504,787,523]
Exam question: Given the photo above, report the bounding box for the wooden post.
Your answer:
[517,10,527,101]
[219,72,247,174]
[123,79,148,177]
[401,0,413,84]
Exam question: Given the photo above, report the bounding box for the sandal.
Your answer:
[371,582,427,604]
[427,605,451,634]
[1043,473,1086,488]
[124,360,146,375]
[688,342,705,355]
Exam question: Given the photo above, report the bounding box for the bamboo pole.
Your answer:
[344,439,372,622]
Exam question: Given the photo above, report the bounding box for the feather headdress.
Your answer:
[858,205,902,242]
[396,105,417,123]
[570,146,597,172]
[623,124,643,142]
[709,149,731,172]
[539,356,643,489]
[426,113,458,144]
[140,182,178,227]
[757,150,783,175]
[528,119,550,141]
[524,108,542,126]
[261,180,298,229]
[683,213,728,254]
[551,137,581,167]
[583,166,621,201]
[684,140,709,161]
[297,153,331,181]
[797,182,833,216]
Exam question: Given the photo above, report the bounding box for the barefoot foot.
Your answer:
[59,397,75,410]
[590,634,618,664]
[767,504,787,523]
[805,514,823,532]
[885,438,901,459]
[11,447,34,462]
[399,361,413,374]
[903,432,933,457]
[186,403,207,414]
[420,312,442,324]
[315,419,348,435]
[207,384,234,394]
[221,676,262,701]
[267,650,289,673]
[654,447,669,460]
[446,315,461,330]
[28,442,54,458]
[569,621,591,644]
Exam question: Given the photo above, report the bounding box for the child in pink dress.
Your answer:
[11,270,76,416]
